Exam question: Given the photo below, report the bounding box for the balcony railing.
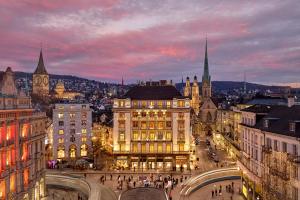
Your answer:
[269,166,289,181]
[262,145,272,154]
[287,154,300,164]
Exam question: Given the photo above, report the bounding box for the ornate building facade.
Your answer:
[54,80,83,100]
[0,67,47,200]
[112,82,191,171]
[32,50,49,96]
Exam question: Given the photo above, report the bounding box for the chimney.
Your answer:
[287,95,295,107]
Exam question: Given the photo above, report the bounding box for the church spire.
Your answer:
[202,38,210,83]
[34,49,48,75]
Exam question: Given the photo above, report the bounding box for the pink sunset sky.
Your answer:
[0,0,299,86]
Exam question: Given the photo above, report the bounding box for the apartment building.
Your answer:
[112,82,191,171]
[52,103,92,161]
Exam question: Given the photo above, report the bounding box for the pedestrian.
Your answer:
[110,174,112,181]
[169,190,173,200]
[226,185,228,192]
[133,181,136,188]
[212,190,214,197]
[219,187,222,196]
[215,189,218,196]
[124,175,126,181]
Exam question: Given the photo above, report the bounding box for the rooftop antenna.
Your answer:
[243,71,247,94]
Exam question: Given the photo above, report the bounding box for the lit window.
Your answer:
[157,144,163,152]
[132,144,138,152]
[178,100,184,107]
[166,101,171,108]
[141,144,146,152]
[149,131,155,140]
[119,132,125,141]
[157,122,164,129]
[166,144,171,153]
[81,137,87,142]
[141,131,147,140]
[141,101,147,108]
[149,144,154,153]
[149,121,155,129]
[82,129,87,134]
[141,121,147,129]
[157,101,163,108]
[58,138,64,144]
[57,147,65,158]
[290,122,296,132]
[179,144,184,151]
[69,146,76,158]
[58,129,64,135]
[70,113,75,118]
[133,131,139,140]
[80,144,88,156]
[58,113,64,119]
[166,131,172,140]
[157,131,164,140]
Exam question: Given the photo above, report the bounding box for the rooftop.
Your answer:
[124,85,183,100]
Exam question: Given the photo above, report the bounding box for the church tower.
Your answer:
[191,76,200,114]
[32,49,49,96]
[202,39,211,98]
[184,77,191,97]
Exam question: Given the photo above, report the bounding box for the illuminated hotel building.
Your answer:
[52,103,92,161]
[0,67,46,200]
[112,81,191,171]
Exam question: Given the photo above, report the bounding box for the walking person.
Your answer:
[212,190,214,197]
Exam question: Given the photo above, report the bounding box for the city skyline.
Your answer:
[0,0,299,86]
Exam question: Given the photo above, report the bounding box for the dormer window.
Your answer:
[289,122,296,132]
[264,119,269,128]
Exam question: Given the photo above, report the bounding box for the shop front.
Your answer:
[175,155,189,171]
[116,156,128,169]
[242,175,263,200]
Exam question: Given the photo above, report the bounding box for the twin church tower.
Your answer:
[32,50,49,96]
[183,40,216,119]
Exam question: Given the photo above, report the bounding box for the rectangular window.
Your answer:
[119,113,125,118]
[157,112,163,118]
[141,101,147,108]
[149,131,155,140]
[141,131,147,140]
[166,131,172,140]
[141,144,146,152]
[178,100,184,107]
[133,131,139,140]
[166,121,172,128]
[58,113,64,119]
[58,121,64,126]
[119,121,125,129]
[132,144,138,153]
[157,144,163,153]
[58,138,64,144]
[157,101,163,108]
[166,112,172,118]
[141,121,147,129]
[166,144,171,153]
[81,120,87,126]
[120,144,125,152]
[274,140,278,151]
[81,137,87,142]
[149,121,155,129]
[166,101,171,108]
[141,112,147,117]
[282,142,287,152]
[179,144,184,151]
[132,112,138,118]
[133,121,139,128]
[58,129,64,135]
[157,122,164,129]
[293,144,298,155]
[149,144,154,153]
[70,113,76,118]
[157,131,164,140]
[119,101,125,107]
[82,129,87,134]
[119,132,125,141]
[290,122,296,132]
[69,129,75,134]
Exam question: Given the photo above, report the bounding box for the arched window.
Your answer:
[207,112,212,123]
[69,145,76,158]
[80,144,88,157]
[57,145,65,159]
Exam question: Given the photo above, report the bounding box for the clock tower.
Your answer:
[32,49,49,96]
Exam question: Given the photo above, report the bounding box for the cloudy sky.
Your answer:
[0,0,299,86]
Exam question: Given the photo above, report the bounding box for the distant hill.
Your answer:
[175,81,291,93]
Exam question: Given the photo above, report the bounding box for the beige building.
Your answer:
[0,67,47,200]
[32,50,49,96]
[54,80,83,100]
[113,82,191,171]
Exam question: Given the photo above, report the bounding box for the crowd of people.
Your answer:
[211,182,241,199]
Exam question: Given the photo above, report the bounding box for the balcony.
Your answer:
[269,166,289,181]
[287,154,300,164]
[262,145,272,154]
